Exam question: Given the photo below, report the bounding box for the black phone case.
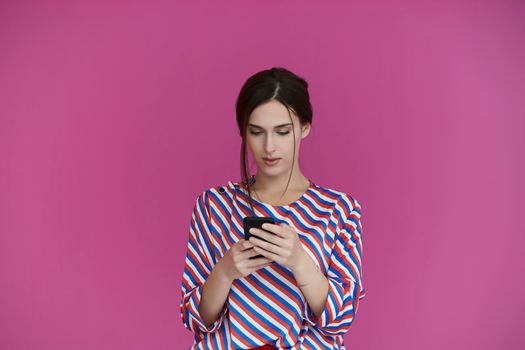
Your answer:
[243,216,275,259]
[243,216,275,240]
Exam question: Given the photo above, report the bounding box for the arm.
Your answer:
[291,250,329,319]
[180,190,272,332]
[200,240,272,327]
[198,261,233,328]
[301,195,365,336]
[246,195,365,336]
[180,190,228,334]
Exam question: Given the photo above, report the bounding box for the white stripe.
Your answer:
[305,326,334,348]
[194,198,214,266]
[311,188,342,205]
[229,312,259,348]
[185,246,208,281]
[332,241,361,284]
[233,279,292,336]
[296,197,334,222]
[229,298,273,345]
[252,269,302,311]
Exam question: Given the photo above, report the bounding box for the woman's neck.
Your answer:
[251,172,310,193]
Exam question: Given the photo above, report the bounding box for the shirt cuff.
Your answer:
[184,284,228,334]
[302,278,358,330]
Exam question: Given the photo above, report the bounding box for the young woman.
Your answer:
[180,67,365,349]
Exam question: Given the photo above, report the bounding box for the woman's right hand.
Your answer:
[216,239,273,282]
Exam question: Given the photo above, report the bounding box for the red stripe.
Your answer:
[230,324,256,349]
[256,268,302,310]
[232,280,290,332]
[181,182,364,348]
[229,291,280,336]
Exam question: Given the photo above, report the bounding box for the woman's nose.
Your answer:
[264,135,276,153]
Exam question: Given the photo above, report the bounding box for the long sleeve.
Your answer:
[303,194,365,336]
[180,190,228,336]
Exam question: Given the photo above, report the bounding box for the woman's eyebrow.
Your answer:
[248,123,292,129]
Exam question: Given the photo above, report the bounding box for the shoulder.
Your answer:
[210,180,241,196]
[312,182,361,214]
[315,186,363,238]
[195,180,241,206]
[338,192,362,214]
[214,181,241,195]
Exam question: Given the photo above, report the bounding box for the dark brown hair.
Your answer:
[235,67,313,213]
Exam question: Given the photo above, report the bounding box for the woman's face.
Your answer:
[246,100,310,177]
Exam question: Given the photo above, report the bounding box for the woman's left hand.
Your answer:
[248,223,307,272]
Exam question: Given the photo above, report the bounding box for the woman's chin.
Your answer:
[257,167,288,179]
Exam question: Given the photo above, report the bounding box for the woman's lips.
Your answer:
[263,158,281,166]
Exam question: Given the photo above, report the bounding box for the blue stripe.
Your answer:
[230,204,250,243]
[326,283,339,319]
[310,187,339,207]
[279,207,328,247]
[236,277,297,333]
[339,194,361,221]
[331,239,360,283]
[228,315,260,347]
[208,190,234,222]
[302,335,318,349]
[322,188,345,199]
[346,227,363,257]
[220,318,228,349]
[228,292,272,345]
[211,326,220,349]
[259,266,304,303]
[230,284,285,336]
[208,203,229,255]
[308,328,331,348]
[185,240,208,280]
[247,274,302,336]
[293,199,334,246]
[181,272,197,293]
[199,192,215,237]
[300,197,329,218]
[194,217,213,269]
[273,205,321,240]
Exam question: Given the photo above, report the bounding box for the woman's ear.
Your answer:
[301,122,311,139]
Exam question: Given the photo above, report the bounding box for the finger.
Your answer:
[255,262,273,271]
[259,223,280,235]
[249,236,287,256]
[250,228,284,246]
[240,246,261,259]
[239,240,254,251]
[245,256,273,268]
[238,245,266,260]
[245,261,273,274]
[262,222,289,238]
[253,246,283,264]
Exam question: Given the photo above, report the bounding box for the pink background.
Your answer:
[1,0,524,349]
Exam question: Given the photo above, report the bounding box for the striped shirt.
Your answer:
[180,178,365,349]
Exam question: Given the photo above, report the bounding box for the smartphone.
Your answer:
[243,216,275,259]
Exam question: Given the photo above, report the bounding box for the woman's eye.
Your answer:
[248,130,290,135]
